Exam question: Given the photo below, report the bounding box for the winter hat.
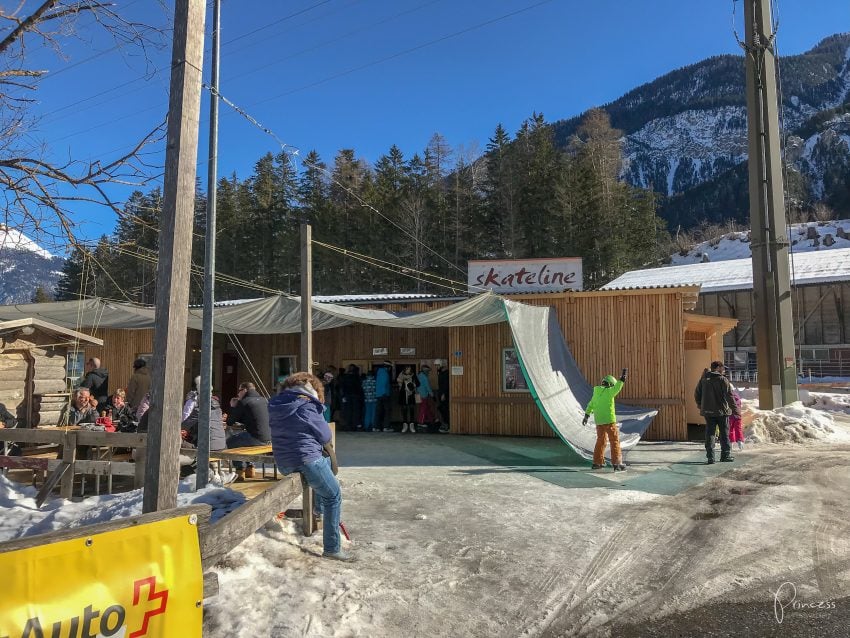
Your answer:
[133,358,147,369]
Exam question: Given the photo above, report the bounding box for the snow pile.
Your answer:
[0,473,245,542]
[745,401,836,444]
[798,388,850,413]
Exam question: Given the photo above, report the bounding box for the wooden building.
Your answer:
[605,247,850,380]
[0,318,102,427]
[65,289,735,441]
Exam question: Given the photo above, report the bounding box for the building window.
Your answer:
[800,348,829,361]
[272,355,297,387]
[502,348,529,393]
[67,349,85,387]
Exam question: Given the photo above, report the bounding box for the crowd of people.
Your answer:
[320,361,450,433]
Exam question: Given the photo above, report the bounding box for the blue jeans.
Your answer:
[281,456,342,554]
[363,401,376,430]
[226,431,268,470]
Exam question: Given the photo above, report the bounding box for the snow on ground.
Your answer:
[3,396,850,636]
[0,473,244,542]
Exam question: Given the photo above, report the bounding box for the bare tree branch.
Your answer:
[0,1,168,245]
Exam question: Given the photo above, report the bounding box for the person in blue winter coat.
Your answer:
[269,372,352,562]
[375,361,393,432]
[416,364,435,431]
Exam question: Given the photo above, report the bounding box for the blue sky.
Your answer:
[20,0,850,245]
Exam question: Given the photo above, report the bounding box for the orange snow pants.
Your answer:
[593,423,622,466]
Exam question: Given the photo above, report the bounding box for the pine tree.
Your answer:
[31,286,52,303]
[480,123,516,257]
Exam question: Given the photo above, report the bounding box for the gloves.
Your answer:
[620,367,628,382]
[582,414,589,426]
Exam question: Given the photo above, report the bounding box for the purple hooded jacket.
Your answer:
[269,388,332,470]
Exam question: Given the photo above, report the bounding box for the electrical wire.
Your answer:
[312,238,487,293]
[207,84,468,278]
[249,0,555,108]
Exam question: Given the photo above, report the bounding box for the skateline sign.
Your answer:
[468,258,583,294]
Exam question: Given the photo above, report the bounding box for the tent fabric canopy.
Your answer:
[504,299,657,461]
[0,293,508,334]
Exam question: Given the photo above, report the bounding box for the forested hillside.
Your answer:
[56,111,666,300]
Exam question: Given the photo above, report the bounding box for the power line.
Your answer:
[250,0,555,107]
[222,0,333,46]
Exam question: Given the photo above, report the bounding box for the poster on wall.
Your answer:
[502,348,529,392]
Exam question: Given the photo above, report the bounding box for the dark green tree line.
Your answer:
[57,110,669,301]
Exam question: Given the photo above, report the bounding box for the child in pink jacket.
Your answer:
[728,391,744,450]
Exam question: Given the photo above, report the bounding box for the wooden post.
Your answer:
[59,431,77,499]
[300,223,313,374]
[143,0,207,513]
[300,223,314,535]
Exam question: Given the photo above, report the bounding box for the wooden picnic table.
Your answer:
[0,426,147,498]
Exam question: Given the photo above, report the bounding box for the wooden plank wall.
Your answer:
[448,291,687,441]
[82,328,156,392]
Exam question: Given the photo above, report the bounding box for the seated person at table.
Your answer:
[109,388,137,432]
[180,393,227,452]
[65,388,98,425]
[226,382,271,480]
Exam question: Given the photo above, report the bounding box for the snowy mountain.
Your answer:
[0,226,65,304]
[670,219,850,265]
[551,33,850,228]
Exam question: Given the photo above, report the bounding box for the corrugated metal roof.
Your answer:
[199,294,461,308]
[602,248,850,293]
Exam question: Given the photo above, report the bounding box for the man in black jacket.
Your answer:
[79,357,109,407]
[694,361,740,465]
[226,382,271,479]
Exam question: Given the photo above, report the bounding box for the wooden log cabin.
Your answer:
[64,287,735,441]
[0,319,102,428]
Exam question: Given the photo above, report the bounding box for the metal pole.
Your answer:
[744,0,798,409]
[300,222,314,536]
[143,0,206,513]
[197,0,220,490]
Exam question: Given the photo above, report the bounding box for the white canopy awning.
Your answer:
[0,293,507,334]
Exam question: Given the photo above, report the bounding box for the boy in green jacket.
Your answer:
[582,368,628,471]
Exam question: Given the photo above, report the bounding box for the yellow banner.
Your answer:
[1,513,203,638]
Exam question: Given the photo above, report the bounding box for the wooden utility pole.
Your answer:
[744,0,798,409]
[197,0,221,490]
[300,223,313,374]
[300,223,315,535]
[143,0,207,513]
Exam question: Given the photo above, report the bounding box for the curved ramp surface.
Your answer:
[504,299,657,461]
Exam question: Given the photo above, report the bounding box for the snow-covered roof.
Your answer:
[604,248,850,293]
